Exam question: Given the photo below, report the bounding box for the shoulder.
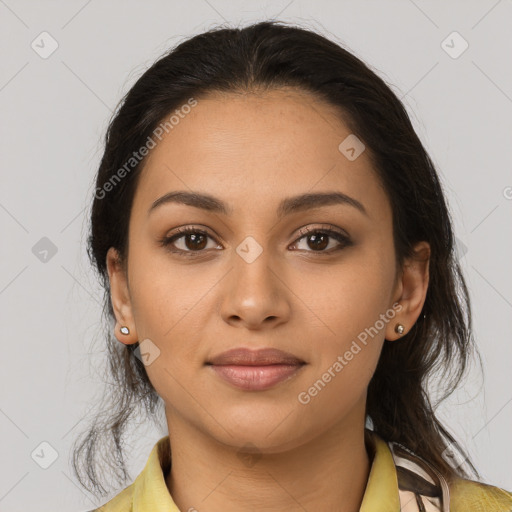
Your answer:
[92,483,134,511]
[450,477,512,511]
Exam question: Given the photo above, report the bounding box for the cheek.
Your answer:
[294,251,395,341]
[294,265,392,423]
[128,263,208,412]
[293,246,395,393]
[128,244,202,334]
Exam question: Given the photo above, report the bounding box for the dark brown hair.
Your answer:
[72,20,480,497]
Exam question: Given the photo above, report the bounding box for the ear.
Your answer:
[385,241,430,341]
[106,247,138,345]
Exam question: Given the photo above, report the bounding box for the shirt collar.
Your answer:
[131,430,400,511]
[132,435,178,511]
[360,429,401,511]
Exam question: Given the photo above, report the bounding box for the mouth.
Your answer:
[206,347,306,391]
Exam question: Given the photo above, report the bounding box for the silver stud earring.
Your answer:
[120,326,130,335]
[394,324,405,335]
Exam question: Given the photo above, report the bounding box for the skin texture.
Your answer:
[106,88,430,511]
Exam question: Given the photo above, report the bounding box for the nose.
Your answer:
[219,245,291,330]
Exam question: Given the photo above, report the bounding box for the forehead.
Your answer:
[132,88,390,222]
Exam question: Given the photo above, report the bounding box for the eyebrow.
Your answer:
[148,190,368,219]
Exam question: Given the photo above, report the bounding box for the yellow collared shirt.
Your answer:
[92,432,512,511]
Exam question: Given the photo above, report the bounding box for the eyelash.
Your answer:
[159,224,352,258]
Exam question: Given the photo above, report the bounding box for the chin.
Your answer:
[207,405,306,451]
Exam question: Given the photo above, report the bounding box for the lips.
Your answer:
[206,348,306,391]
[206,347,305,366]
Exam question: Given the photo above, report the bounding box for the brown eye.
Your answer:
[292,226,352,254]
[305,232,329,251]
[181,232,208,251]
[160,227,220,256]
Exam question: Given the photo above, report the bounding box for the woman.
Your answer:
[73,20,512,511]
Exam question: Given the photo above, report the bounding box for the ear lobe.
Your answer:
[106,247,138,344]
[385,241,430,341]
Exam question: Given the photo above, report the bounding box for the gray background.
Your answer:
[1,0,511,510]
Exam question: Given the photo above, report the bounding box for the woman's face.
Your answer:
[107,88,428,452]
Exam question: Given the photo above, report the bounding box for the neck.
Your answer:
[164,408,371,512]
